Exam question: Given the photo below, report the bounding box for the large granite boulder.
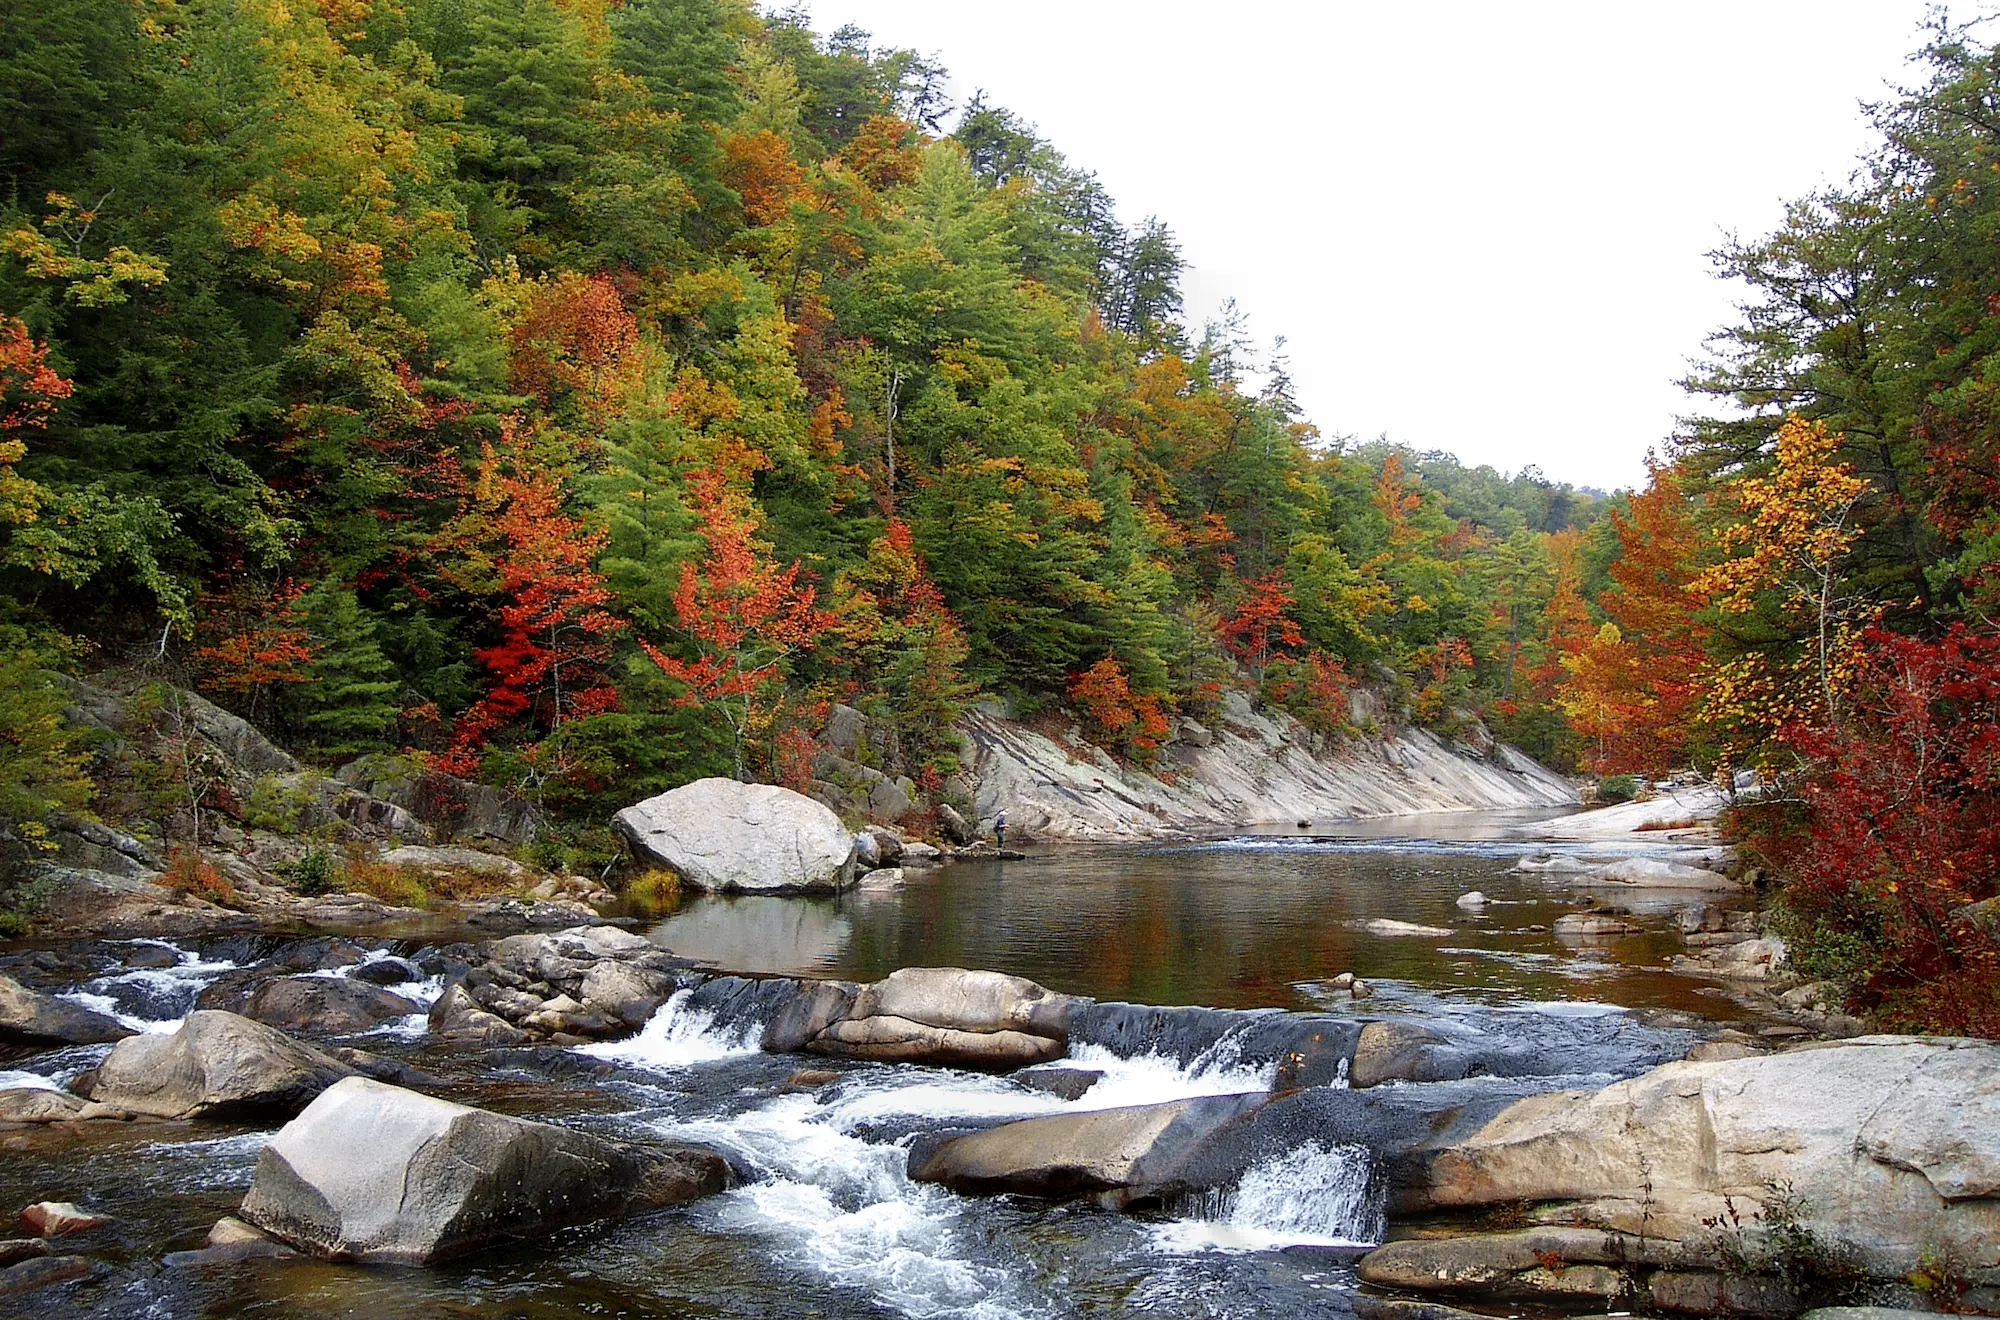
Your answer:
[910,1093,1270,1205]
[613,778,856,893]
[1392,1036,2000,1278]
[238,1077,727,1262]
[75,1010,355,1118]
[0,975,133,1045]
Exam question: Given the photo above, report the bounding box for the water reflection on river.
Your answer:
[643,812,1749,1020]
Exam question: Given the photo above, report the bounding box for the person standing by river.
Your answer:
[994,811,1007,850]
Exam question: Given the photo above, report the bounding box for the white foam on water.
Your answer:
[1066,1025,1279,1111]
[1153,1141,1384,1254]
[61,941,239,1033]
[575,989,763,1069]
[661,1082,1053,1320]
[0,1070,60,1092]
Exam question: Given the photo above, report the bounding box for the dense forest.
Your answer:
[1,2,1997,1028]
[0,0,1609,813]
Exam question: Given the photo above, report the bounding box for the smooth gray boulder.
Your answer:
[76,1010,355,1118]
[238,977,420,1034]
[613,778,856,893]
[0,975,133,1045]
[238,1078,727,1262]
[1397,1036,2000,1278]
[910,1093,1269,1204]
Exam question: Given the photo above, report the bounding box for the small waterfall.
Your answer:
[61,939,240,1033]
[1157,1142,1385,1253]
[576,988,765,1070]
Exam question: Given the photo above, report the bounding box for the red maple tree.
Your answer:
[1217,573,1303,681]
[445,469,624,784]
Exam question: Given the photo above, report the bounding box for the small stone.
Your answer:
[1350,979,1374,999]
[783,1069,841,1088]
[1329,971,1355,989]
[1455,891,1488,909]
[18,1201,106,1237]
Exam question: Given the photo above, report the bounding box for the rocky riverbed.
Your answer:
[0,876,1986,1320]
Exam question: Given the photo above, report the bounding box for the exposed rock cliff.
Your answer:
[961,693,1577,841]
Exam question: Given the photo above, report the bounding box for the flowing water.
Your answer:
[0,814,1749,1319]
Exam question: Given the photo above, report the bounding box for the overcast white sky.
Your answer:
[796,0,1949,490]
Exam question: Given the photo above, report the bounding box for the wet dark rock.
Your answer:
[235,976,420,1035]
[75,1010,356,1119]
[0,1240,44,1268]
[1070,1002,1359,1089]
[329,1047,438,1088]
[0,1254,93,1296]
[238,1077,728,1263]
[349,956,422,986]
[1350,1296,1496,1320]
[0,974,133,1046]
[1015,1067,1101,1101]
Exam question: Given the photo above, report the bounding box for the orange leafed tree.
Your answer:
[1563,458,1711,774]
[721,130,806,226]
[0,316,67,524]
[1068,656,1169,762]
[639,466,829,779]
[1694,415,1872,761]
[506,272,642,419]
[1217,573,1303,682]
[194,578,317,703]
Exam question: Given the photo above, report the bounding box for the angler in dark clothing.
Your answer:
[994,812,1007,849]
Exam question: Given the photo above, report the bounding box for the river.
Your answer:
[0,812,1749,1319]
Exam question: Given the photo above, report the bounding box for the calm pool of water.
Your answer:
[641,814,1749,1020]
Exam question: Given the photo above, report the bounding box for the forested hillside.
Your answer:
[7,0,2000,1036]
[0,0,1605,823]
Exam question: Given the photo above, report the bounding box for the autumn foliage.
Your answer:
[1068,657,1169,762]
[639,466,828,778]
[1759,625,2000,1035]
[445,467,623,779]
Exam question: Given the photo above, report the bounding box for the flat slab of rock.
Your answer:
[1396,1035,2000,1278]
[0,1088,129,1125]
[77,1010,355,1118]
[239,1077,727,1262]
[1577,857,1741,890]
[613,778,856,893]
[0,975,133,1045]
[910,1093,1269,1202]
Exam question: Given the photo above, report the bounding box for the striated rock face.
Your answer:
[958,696,1576,842]
[238,1078,727,1262]
[76,1010,355,1118]
[1390,1036,2000,1277]
[0,974,133,1045]
[613,778,856,893]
